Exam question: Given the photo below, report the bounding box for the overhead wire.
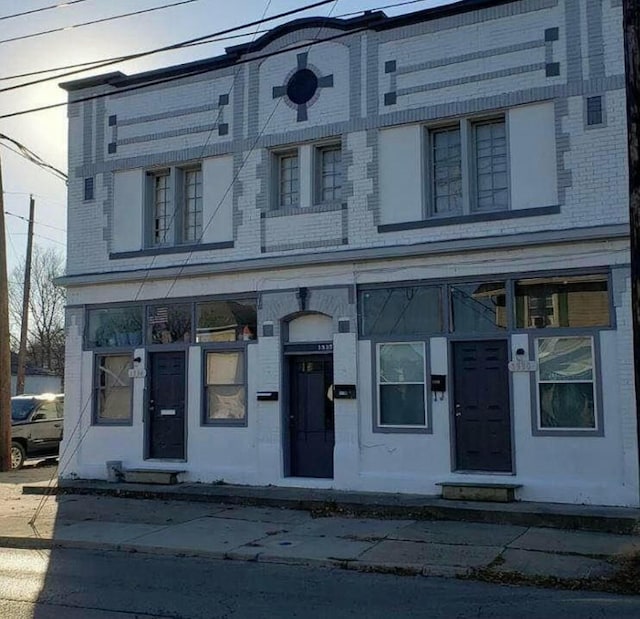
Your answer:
[0,26,364,120]
[0,134,67,182]
[0,0,94,22]
[0,0,335,96]
[0,0,436,83]
[0,0,205,45]
[4,210,67,234]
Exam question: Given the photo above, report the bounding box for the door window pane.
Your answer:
[196,300,257,343]
[360,286,442,336]
[205,351,246,423]
[515,275,610,328]
[451,282,507,332]
[148,304,192,344]
[95,355,132,423]
[377,342,426,427]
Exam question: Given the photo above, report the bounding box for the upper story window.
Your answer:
[277,151,300,208]
[431,127,462,215]
[426,115,508,217]
[473,119,508,211]
[317,144,342,203]
[147,164,203,247]
[272,139,343,210]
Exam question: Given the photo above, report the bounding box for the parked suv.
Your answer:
[10,394,64,469]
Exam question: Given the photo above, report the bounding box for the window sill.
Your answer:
[373,425,432,434]
[202,420,248,428]
[533,427,603,438]
[377,205,560,233]
[264,202,346,218]
[110,241,234,260]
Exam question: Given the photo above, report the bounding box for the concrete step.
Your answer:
[121,469,184,485]
[437,482,522,503]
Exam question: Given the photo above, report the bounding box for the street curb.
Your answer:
[22,482,640,535]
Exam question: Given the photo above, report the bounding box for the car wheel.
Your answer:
[10,442,26,470]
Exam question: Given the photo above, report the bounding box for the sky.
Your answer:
[0,0,456,276]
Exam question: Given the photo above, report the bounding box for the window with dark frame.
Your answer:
[95,354,133,424]
[183,167,203,243]
[204,350,246,423]
[473,119,508,211]
[431,127,462,215]
[152,171,171,245]
[278,151,299,207]
[317,144,342,203]
[536,336,596,430]
[84,177,94,201]
[377,342,427,427]
[586,96,603,126]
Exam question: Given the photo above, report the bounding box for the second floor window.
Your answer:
[317,144,342,202]
[148,164,203,247]
[425,115,508,217]
[183,168,203,243]
[278,152,299,207]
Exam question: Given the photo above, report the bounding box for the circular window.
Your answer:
[286,69,318,105]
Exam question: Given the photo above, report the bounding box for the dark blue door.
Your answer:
[453,340,512,472]
[148,352,186,460]
[289,356,334,478]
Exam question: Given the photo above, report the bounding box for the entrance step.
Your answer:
[122,469,184,485]
[437,482,522,503]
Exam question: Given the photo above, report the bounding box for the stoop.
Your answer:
[121,469,184,485]
[437,482,522,503]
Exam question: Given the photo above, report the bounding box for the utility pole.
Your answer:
[15,195,34,396]
[0,153,11,471]
[623,0,640,479]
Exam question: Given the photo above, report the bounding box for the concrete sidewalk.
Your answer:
[2,466,640,593]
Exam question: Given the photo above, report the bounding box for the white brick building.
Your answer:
[58,0,638,506]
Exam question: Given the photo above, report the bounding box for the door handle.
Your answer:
[455,403,462,417]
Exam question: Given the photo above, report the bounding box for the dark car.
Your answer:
[10,394,64,469]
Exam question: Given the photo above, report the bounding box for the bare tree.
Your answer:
[8,246,66,377]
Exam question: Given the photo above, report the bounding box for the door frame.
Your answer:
[448,336,516,474]
[282,346,334,478]
[144,347,189,461]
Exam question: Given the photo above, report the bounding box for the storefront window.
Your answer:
[205,350,246,424]
[377,342,426,427]
[450,282,507,332]
[515,275,609,328]
[94,354,132,424]
[536,336,596,430]
[360,286,442,337]
[87,306,143,348]
[196,300,257,343]
[147,304,192,344]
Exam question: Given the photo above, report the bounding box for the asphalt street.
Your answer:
[1,547,640,619]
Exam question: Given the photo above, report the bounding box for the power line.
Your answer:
[0,29,271,84]
[0,0,337,94]
[0,0,204,45]
[0,134,67,182]
[0,0,423,87]
[0,26,364,120]
[4,211,67,234]
[0,0,93,22]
